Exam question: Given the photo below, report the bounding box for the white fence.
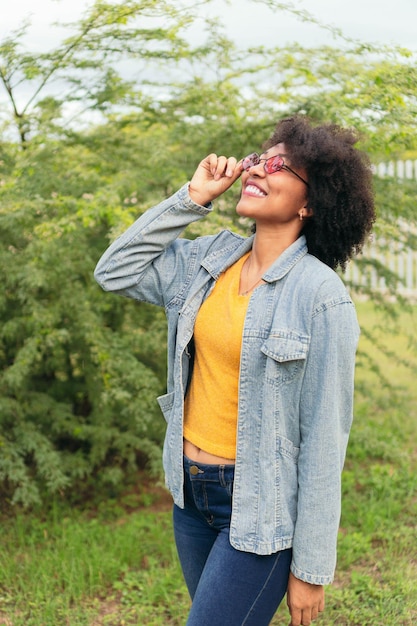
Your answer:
[343,160,417,298]
[376,159,417,179]
[345,238,417,298]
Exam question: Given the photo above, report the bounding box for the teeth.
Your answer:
[246,184,266,197]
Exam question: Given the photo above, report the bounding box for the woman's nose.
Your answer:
[247,162,265,176]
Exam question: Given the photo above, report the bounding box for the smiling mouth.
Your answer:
[245,184,267,198]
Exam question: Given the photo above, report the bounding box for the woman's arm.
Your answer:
[292,293,359,582]
[94,183,211,306]
[286,287,359,625]
[94,155,242,306]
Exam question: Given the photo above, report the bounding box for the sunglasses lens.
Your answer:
[264,155,284,174]
[242,153,260,170]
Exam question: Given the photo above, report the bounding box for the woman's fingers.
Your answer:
[209,155,238,179]
[189,154,243,205]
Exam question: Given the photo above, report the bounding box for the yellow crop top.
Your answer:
[183,252,251,459]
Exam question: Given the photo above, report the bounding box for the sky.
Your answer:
[1,0,416,51]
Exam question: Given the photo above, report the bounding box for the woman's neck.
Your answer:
[250,229,300,272]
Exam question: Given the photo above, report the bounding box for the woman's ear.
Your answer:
[303,206,314,218]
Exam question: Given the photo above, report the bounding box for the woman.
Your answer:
[94,115,375,626]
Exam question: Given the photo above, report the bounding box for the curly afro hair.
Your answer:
[263,115,376,270]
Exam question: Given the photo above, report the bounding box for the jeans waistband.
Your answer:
[183,454,235,480]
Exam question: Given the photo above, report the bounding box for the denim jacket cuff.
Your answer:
[178,183,213,213]
[290,562,334,586]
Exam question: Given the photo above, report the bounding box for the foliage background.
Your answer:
[1,0,417,508]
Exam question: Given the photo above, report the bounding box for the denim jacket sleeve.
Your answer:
[290,285,360,585]
[94,184,212,306]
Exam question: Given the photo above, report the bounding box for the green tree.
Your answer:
[0,146,169,507]
[0,0,205,147]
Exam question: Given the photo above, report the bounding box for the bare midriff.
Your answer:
[183,439,235,465]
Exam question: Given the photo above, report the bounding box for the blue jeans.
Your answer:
[173,455,292,626]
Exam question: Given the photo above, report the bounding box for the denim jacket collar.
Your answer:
[202,234,308,283]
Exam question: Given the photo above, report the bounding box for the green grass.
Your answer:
[0,493,190,625]
[1,302,417,625]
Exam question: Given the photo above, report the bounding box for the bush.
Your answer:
[0,144,168,508]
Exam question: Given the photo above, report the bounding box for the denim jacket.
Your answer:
[94,183,360,585]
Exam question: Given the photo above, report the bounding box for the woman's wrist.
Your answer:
[188,183,211,207]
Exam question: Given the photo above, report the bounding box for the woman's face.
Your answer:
[236,143,309,229]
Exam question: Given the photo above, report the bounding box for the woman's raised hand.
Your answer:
[188,154,243,207]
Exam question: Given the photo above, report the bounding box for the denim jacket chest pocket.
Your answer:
[261,331,309,386]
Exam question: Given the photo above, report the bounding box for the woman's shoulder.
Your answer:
[298,253,353,302]
[302,252,345,281]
